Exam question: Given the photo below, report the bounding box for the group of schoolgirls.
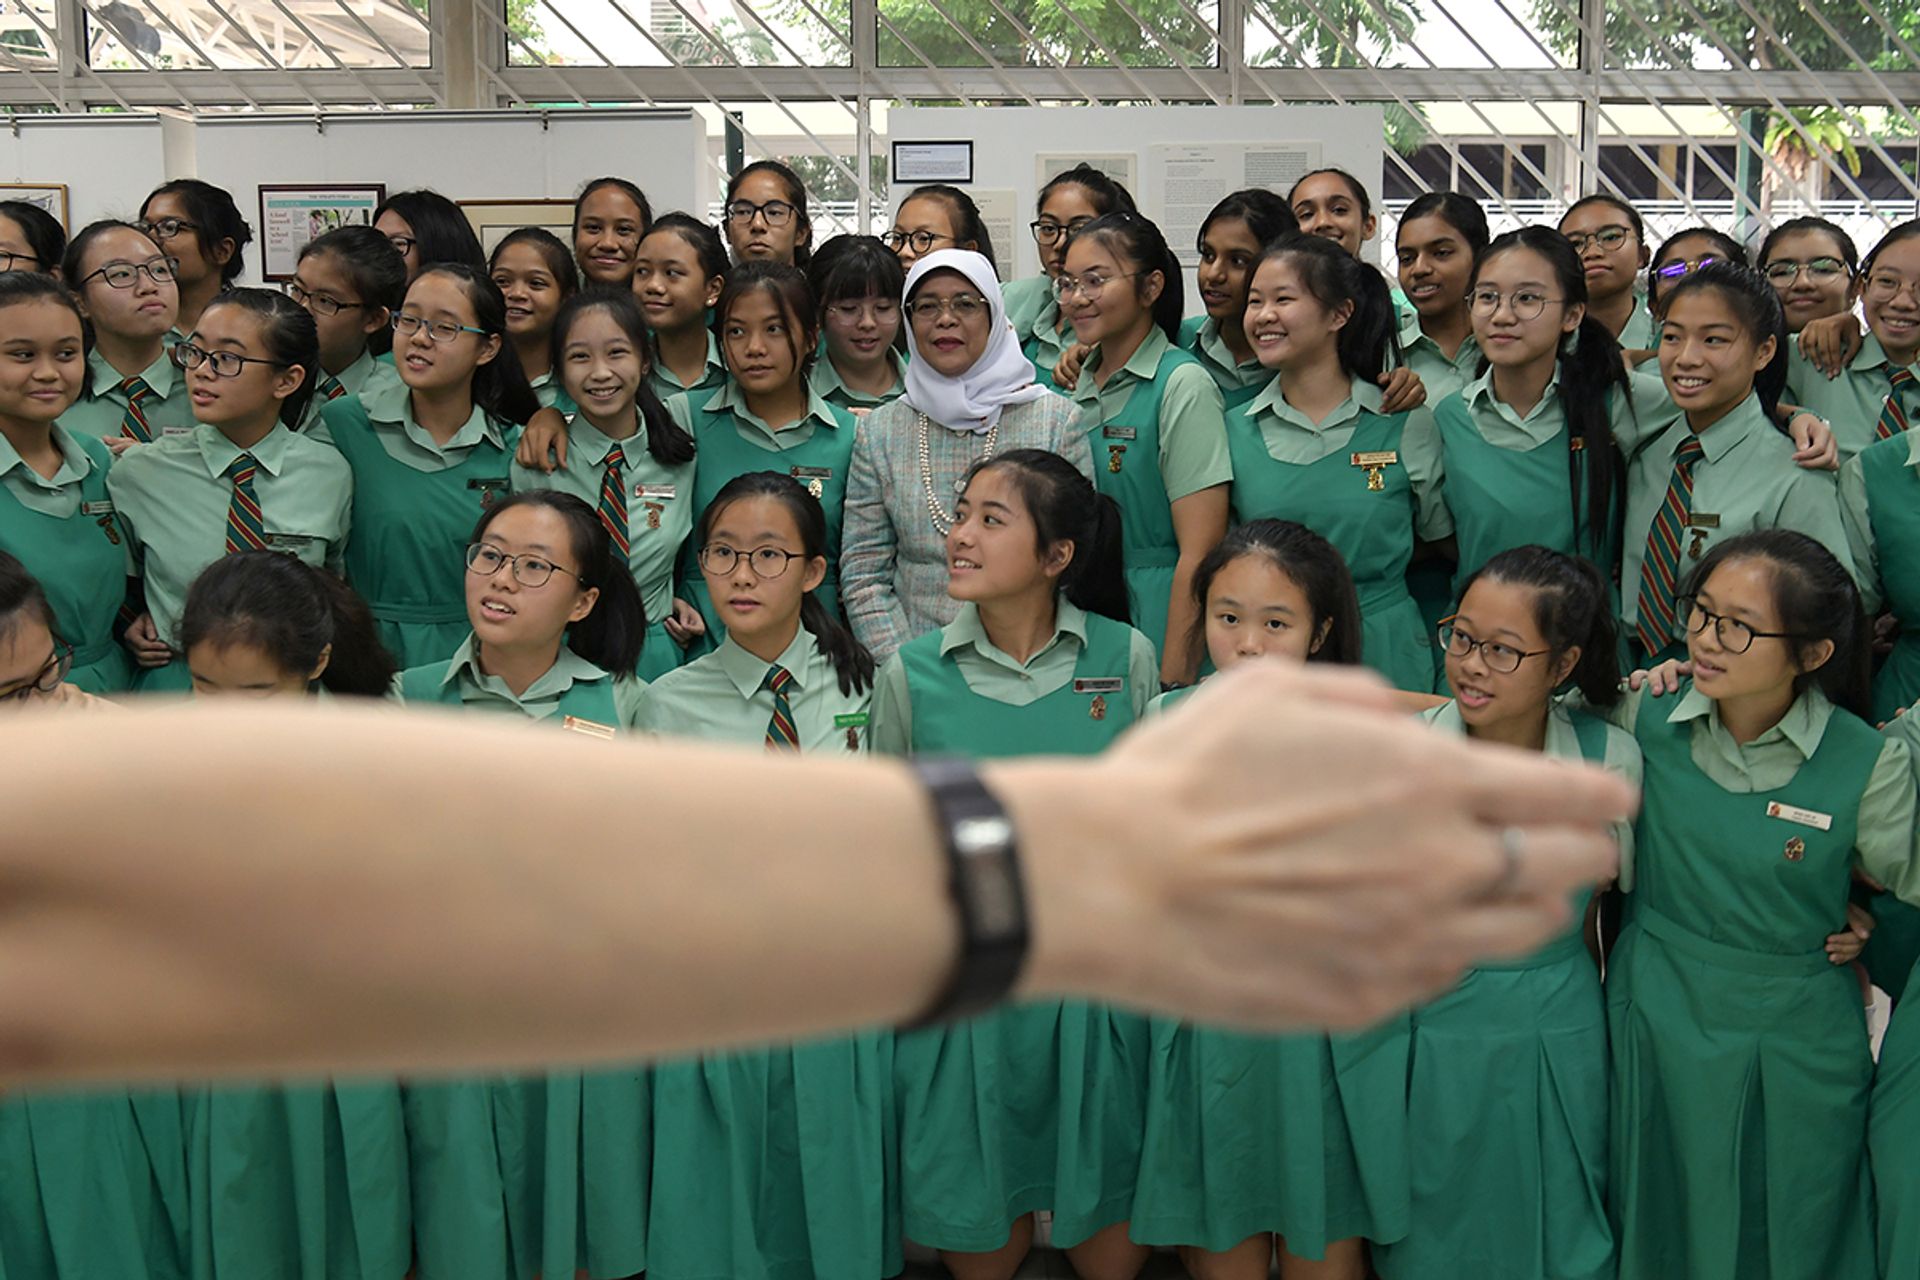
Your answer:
[2,152,1920,1280]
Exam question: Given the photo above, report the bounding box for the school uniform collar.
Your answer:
[1399,313,1481,367]
[1427,695,1585,760]
[940,599,1089,664]
[810,346,906,403]
[529,369,553,395]
[442,633,610,700]
[361,376,504,451]
[1666,682,1833,760]
[1850,332,1898,375]
[716,626,820,701]
[196,421,296,478]
[657,331,727,392]
[1022,293,1062,344]
[1073,326,1171,403]
[334,348,379,390]
[562,414,642,468]
[0,424,93,489]
[1245,372,1383,433]
[1903,421,1920,471]
[1191,316,1265,383]
[703,380,842,443]
[1462,365,1565,439]
[1680,392,1771,465]
[88,346,177,401]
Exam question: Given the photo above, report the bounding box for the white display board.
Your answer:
[0,114,169,228]
[887,105,1386,282]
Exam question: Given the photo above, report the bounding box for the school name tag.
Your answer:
[1350,450,1399,469]
[789,466,832,480]
[1102,426,1138,441]
[635,483,677,501]
[468,477,510,493]
[79,500,114,517]
[1687,513,1722,530]
[267,533,315,551]
[562,715,617,740]
[161,426,193,438]
[1766,801,1833,832]
[1074,678,1123,694]
[834,712,870,728]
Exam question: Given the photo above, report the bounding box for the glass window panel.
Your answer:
[880,0,1218,70]
[1247,0,1567,71]
[513,0,848,68]
[0,0,59,70]
[87,0,431,70]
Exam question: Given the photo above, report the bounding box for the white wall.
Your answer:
[0,115,170,228]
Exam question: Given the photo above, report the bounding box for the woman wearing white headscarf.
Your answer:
[842,249,1095,662]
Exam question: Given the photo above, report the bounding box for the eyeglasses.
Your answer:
[172,341,288,379]
[1865,272,1920,304]
[1030,217,1094,246]
[1053,271,1140,302]
[698,543,807,579]
[1437,619,1550,674]
[0,641,71,702]
[393,312,489,343]
[1467,287,1560,320]
[1679,598,1808,655]
[137,217,199,241]
[906,294,989,323]
[385,234,417,256]
[725,199,797,227]
[1564,226,1633,254]
[882,229,952,255]
[285,281,366,317]
[0,251,41,273]
[80,257,177,289]
[1654,255,1725,283]
[466,543,580,589]
[825,298,900,324]
[1764,257,1850,285]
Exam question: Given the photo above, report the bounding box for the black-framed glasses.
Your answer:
[137,216,199,241]
[393,312,489,343]
[81,257,177,289]
[1438,618,1551,675]
[172,341,288,379]
[0,250,42,273]
[882,229,952,255]
[466,543,580,588]
[1654,255,1725,283]
[385,234,417,256]
[1468,287,1560,320]
[1053,270,1141,302]
[1030,217,1094,246]
[1764,257,1850,284]
[1679,597,1809,655]
[1564,226,1633,253]
[906,294,989,323]
[285,281,366,317]
[725,199,797,227]
[698,543,806,579]
[0,640,71,702]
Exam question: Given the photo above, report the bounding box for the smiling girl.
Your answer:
[489,227,580,409]
[634,212,730,404]
[572,175,651,288]
[1393,191,1488,399]
[1003,165,1137,388]
[807,234,908,413]
[1180,189,1298,410]
[58,220,193,445]
[1787,219,1920,460]
[887,183,996,272]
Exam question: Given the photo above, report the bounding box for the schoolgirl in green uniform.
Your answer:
[0,272,134,692]
[1288,168,1379,265]
[0,196,66,278]
[314,263,537,667]
[1646,225,1745,315]
[1787,220,1920,459]
[490,227,579,412]
[111,289,352,693]
[637,471,898,1280]
[1760,216,1860,338]
[725,160,814,267]
[512,288,698,680]
[873,448,1157,1280]
[669,261,858,645]
[286,225,406,427]
[1003,165,1137,389]
[0,554,188,1279]
[633,212,729,406]
[572,175,651,290]
[1059,211,1230,680]
[1375,547,1639,1280]
[139,180,250,339]
[1133,518,1403,1280]
[1866,699,1920,1275]
[1180,189,1299,410]
[58,221,193,445]
[807,235,908,414]
[371,188,486,286]
[1392,192,1487,399]
[1600,529,1920,1280]
[885,182,996,274]
[1623,263,1854,665]
[1229,232,1451,691]
[174,550,410,1280]
[1557,194,1655,354]
[395,490,648,1280]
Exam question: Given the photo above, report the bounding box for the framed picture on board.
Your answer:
[459,199,576,256]
[257,184,387,282]
[0,184,70,230]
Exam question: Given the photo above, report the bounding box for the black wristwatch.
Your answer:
[905,757,1031,1028]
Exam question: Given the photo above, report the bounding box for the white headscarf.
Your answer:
[902,249,1050,434]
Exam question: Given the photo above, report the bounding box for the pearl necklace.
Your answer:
[918,412,999,535]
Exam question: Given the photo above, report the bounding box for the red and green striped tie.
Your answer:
[224,453,268,554]
[598,443,630,557]
[1635,433,1706,655]
[1877,367,1917,442]
[318,372,348,402]
[119,376,156,443]
[761,664,799,751]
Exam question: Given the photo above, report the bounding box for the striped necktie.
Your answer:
[598,443,630,556]
[119,376,156,443]
[760,664,799,751]
[1635,434,1707,655]
[1877,367,1917,442]
[318,372,348,402]
[223,453,268,554]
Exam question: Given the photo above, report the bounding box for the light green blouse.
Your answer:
[308,375,509,468]
[298,349,402,433]
[868,598,1157,755]
[635,625,869,752]
[1397,313,1483,401]
[809,347,907,415]
[1068,325,1232,502]
[667,381,844,452]
[648,331,729,406]
[391,632,645,726]
[0,424,110,520]
[1453,363,1676,453]
[62,348,194,443]
[1785,333,1919,461]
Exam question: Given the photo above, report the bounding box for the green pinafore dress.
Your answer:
[1610,684,1881,1280]
[0,430,133,692]
[1088,346,1197,659]
[1178,315,1267,413]
[891,615,1151,1252]
[398,665,651,1280]
[324,405,520,669]
[1870,953,1920,1279]
[1226,405,1436,691]
[1372,710,1617,1280]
